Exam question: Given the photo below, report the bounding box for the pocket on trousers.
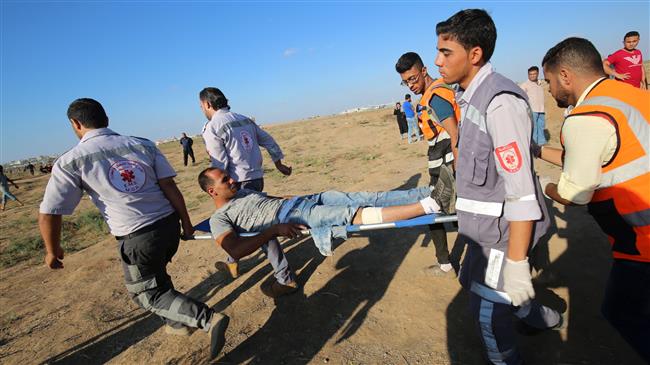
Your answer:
[478,216,502,244]
[458,212,502,245]
[119,240,134,265]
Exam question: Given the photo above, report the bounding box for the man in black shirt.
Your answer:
[180,132,196,166]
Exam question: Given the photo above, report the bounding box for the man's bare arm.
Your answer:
[506,220,534,261]
[39,213,65,269]
[603,59,630,80]
[158,177,194,238]
[545,183,576,206]
[441,116,459,166]
[539,146,564,166]
[216,223,306,260]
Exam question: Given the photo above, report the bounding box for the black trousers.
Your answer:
[428,141,463,266]
[118,213,213,330]
[183,148,195,166]
[601,259,650,362]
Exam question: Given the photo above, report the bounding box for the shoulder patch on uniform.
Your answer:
[495,141,522,173]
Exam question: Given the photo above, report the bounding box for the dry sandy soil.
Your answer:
[0,86,646,364]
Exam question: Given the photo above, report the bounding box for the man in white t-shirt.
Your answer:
[519,66,547,146]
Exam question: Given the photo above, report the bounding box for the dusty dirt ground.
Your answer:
[0,89,646,364]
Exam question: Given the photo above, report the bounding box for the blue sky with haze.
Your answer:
[1,1,648,163]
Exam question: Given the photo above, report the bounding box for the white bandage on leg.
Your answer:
[420,197,441,214]
[360,207,384,224]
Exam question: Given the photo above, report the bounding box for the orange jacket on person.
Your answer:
[417,79,461,141]
[564,79,650,262]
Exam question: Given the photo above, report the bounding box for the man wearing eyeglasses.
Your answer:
[395,52,463,277]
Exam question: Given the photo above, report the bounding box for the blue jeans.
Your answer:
[280,187,431,256]
[532,112,546,145]
[406,117,420,143]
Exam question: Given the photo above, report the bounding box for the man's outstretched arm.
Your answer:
[39,213,65,269]
[216,223,306,260]
[158,177,194,238]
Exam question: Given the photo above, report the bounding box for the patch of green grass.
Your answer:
[361,153,380,161]
[186,200,200,209]
[0,210,111,268]
[0,236,44,268]
[75,210,110,235]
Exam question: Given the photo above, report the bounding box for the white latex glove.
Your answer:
[502,257,535,307]
[538,175,553,199]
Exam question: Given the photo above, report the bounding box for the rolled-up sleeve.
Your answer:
[486,94,541,221]
[558,115,617,204]
[202,122,230,170]
[39,161,83,215]
[255,124,284,162]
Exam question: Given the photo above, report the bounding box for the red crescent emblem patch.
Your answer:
[495,142,522,173]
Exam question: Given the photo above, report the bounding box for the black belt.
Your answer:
[115,212,178,241]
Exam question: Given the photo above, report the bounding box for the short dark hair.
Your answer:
[528,66,539,73]
[199,87,230,110]
[395,52,424,73]
[405,94,411,100]
[436,9,497,62]
[542,37,604,76]
[624,31,640,40]
[67,98,109,128]
[198,167,221,192]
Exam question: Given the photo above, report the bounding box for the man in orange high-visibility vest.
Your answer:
[395,52,463,276]
[540,37,649,363]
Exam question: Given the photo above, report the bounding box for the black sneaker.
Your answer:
[431,164,456,214]
[209,312,230,359]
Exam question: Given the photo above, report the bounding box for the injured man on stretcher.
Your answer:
[197,167,455,258]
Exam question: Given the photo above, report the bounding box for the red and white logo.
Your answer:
[108,160,146,193]
[624,54,641,65]
[240,130,253,151]
[495,142,522,173]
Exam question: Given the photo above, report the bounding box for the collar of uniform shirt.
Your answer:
[79,127,118,143]
[457,62,494,106]
[575,77,607,106]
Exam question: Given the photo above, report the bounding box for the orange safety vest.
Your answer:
[563,79,650,263]
[418,79,461,141]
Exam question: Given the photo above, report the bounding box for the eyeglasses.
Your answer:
[400,73,420,87]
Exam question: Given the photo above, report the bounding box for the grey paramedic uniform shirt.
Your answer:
[202,108,284,182]
[39,128,176,236]
[457,63,541,222]
[209,189,285,239]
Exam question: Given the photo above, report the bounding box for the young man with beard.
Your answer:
[539,37,649,362]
